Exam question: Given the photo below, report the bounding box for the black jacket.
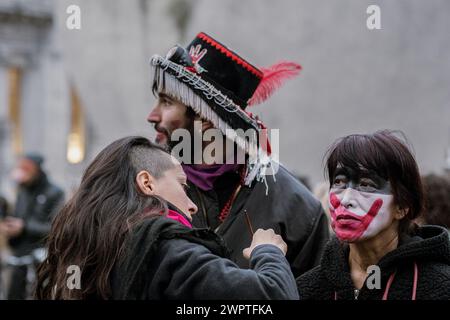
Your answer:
[188,165,330,277]
[296,225,450,300]
[0,195,8,218]
[111,216,299,300]
[8,172,65,256]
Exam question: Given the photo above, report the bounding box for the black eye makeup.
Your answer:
[331,167,351,189]
[332,174,348,189]
[331,166,391,194]
[358,177,379,192]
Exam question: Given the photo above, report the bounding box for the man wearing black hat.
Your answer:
[0,153,64,299]
[147,32,329,277]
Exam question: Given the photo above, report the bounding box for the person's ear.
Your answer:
[136,170,156,195]
[194,115,213,132]
[201,120,213,131]
[394,206,409,220]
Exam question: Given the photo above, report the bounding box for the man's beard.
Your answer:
[155,120,235,164]
[155,121,197,162]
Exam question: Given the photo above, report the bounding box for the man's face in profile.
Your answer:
[147,92,195,150]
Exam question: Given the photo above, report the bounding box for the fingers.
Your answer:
[270,233,287,255]
[277,236,288,255]
[256,228,274,234]
[242,247,251,260]
[244,228,288,259]
[253,228,275,240]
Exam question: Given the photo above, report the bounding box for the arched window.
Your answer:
[67,84,85,164]
[7,67,23,155]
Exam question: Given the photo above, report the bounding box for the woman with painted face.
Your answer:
[296,130,450,300]
[35,136,298,300]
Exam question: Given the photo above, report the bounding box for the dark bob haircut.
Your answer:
[325,130,424,234]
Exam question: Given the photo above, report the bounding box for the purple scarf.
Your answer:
[182,164,240,191]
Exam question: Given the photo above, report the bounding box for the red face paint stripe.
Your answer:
[329,191,385,242]
[197,32,263,78]
[366,198,383,218]
[330,192,341,209]
[356,198,384,238]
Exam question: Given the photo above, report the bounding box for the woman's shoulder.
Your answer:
[155,234,229,268]
[157,237,211,258]
[420,260,450,281]
[415,261,450,299]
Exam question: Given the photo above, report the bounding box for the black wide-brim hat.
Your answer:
[150,32,301,154]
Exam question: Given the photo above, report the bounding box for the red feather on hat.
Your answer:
[248,61,301,106]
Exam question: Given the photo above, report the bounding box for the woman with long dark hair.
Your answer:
[36,136,298,300]
[297,130,450,300]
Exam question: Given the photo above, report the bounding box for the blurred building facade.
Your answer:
[0,0,68,200]
[0,0,449,199]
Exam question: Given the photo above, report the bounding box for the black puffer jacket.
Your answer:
[111,215,299,300]
[9,172,65,256]
[188,165,330,277]
[296,225,450,300]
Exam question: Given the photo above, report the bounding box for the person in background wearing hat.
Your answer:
[0,153,64,299]
[147,32,329,277]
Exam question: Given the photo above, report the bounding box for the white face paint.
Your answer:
[329,188,394,242]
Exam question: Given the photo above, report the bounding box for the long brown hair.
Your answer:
[36,136,174,299]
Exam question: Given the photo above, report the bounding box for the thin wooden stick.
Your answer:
[243,209,254,236]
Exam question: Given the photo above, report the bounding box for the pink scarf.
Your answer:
[167,209,192,228]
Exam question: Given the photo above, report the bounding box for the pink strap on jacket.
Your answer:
[167,209,192,228]
[334,261,419,300]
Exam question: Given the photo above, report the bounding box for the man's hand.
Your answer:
[1,217,25,238]
[243,228,288,260]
